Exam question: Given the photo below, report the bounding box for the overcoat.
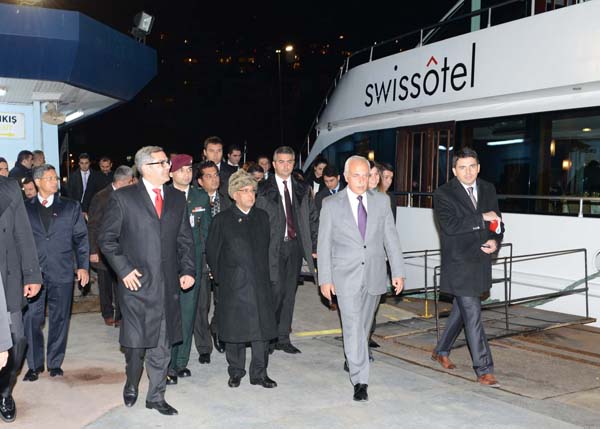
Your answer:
[98,181,196,348]
[87,184,113,271]
[434,177,503,297]
[0,177,42,312]
[255,175,318,284]
[205,206,277,343]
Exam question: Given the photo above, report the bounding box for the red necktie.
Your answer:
[41,199,48,207]
[152,188,163,218]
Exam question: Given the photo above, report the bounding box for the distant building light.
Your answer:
[65,110,84,123]
[339,35,345,40]
[184,39,189,44]
[582,127,592,132]
[285,45,294,52]
[486,138,524,146]
[562,159,572,170]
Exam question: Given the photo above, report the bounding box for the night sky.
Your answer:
[2,0,463,165]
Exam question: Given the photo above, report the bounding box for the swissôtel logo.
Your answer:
[364,42,476,107]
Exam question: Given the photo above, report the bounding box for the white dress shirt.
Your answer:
[142,178,163,208]
[460,181,478,204]
[37,193,55,207]
[346,187,368,226]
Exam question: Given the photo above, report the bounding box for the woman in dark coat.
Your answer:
[206,170,278,389]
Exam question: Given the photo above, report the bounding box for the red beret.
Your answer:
[170,154,193,173]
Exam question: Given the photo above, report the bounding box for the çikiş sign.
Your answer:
[364,42,476,107]
[0,113,25,139]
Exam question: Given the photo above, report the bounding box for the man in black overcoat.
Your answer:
[255,146,318,354]
[206,170,278,388]
[0,176,42,423]
[431,147,503,387]
[98,146,195,416]
[87,166,134,326]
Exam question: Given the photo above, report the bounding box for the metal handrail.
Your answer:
[299,0,534,167]
[432,247,589,340]
[393,191,600,217]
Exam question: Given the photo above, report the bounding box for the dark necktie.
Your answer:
[467,186,477,208]
[153,188,163,218]
[357,195,367,241]
[283,180,296,239]
[331,189,337,195]
[211,193,220,217]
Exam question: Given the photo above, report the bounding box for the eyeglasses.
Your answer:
[146,160,172,167]
[40,176,59,182]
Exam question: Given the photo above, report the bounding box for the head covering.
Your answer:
[170,154,193,173]
[228,169,257,199]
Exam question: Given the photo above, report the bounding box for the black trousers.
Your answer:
[97,268,120,320]
[0,312,26,398]
[123,317,170,403]
[434,295,494,377]
[273,239,302,344]
[24,281,72,370]
[225,341,269,380]
[193,272,218,355]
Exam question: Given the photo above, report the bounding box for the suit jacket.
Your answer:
[25,194,89,284]
[218,162,236,196]
[255,175,318,283]
[87,184,114,271]
[317,189,405,296]
[98,181,196,348]
[433,177,503,296]
[315,184,345,212]
[0,177,42,313]
[64,168,103,212]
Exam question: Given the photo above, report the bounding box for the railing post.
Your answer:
[408,192,412,208]
[530,0,536,16]
[422,250,432,318]
[579,198,584,217]
[345,57,349,73]
[419,28,423,47]
[504,259,509,331]
[584,249,589,318]
[434,267,440,341]
[487,7,492,27]
[369,46,374,62]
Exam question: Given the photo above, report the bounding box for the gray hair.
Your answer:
[134,146,164,174]
[273,146,295,161]
[32,164,56,180]
[228,169,257,199]
[113,165,134,183]
[344,155,370,175]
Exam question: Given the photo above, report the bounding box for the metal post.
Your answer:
[419,29,423,47]
[487,7,492,28]
[434,268,440,341]
[578,198,584,217]
[422,250,432,318]
[369,46,374,62]
[503,259,509,331]
[584,249,589,318]
[530,0,536,16]
[277,51,284,146]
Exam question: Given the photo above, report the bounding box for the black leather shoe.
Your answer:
[177,368,191,377]
[0,396,16,422]
[343,361,349,372]
[353,384,368,402]
[228,375,242,388]
[166,375,178,385]
[275,343,301,354]
[212,332,225,353]
[250,376,277,388]
[369,339,380,348]
[49,368,63,377]
[123,384,138,408]
[198,353,211,364]
[23,367,42,382]
[146,400,178,415]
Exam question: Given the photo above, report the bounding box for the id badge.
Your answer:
[189,213,195,227]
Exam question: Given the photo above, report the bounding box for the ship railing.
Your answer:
[432,248,589,340]
[298,0,590,167]
[394,191,600,218]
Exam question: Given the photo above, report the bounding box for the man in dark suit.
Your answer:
[318,155,405,402]
[166,154,210,385]
[225,144,242,170]
[314,165,344,212]
[255,146,318,354]
[8,150,33,181]
[193,160,232,361]
[64,153,103,214]
[23,164,89,380]
[195,136,236,196]
[99,146,195,416]
[0,176,42,423]
[431,147,503,387]
[87,166,134,326]
[96,156,114,190]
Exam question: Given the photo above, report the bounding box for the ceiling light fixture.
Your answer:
[487,138,524,146]
[65,110,84,123]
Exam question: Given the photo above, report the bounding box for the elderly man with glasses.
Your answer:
[99,146,195,416]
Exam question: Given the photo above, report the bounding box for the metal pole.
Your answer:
[504,259,509,331]
[578,198,584,217]
[434,268,440,341]
[584,249,589,318]
[277,51,284,146]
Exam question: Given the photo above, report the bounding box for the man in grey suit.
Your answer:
[318,155,405,402]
